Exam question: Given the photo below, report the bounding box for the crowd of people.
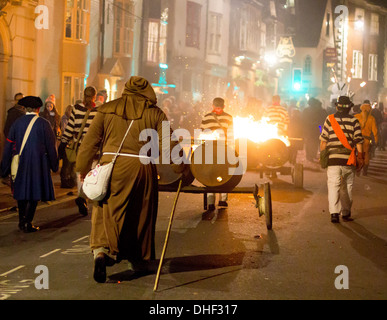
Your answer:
[1,82,387,281]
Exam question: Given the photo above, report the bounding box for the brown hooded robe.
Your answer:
[76,77,183,262]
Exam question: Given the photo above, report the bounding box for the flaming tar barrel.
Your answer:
[190,140,242,191]
[256,138,289,169]
[236,138,289,169]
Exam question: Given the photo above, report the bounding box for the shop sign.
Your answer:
[325,48,338,62]
[276,37,296,58]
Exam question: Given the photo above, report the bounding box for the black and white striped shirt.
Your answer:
[61,103,98,145]
[262,104,289,135]
[200,111,234,140]
[320,112,364,166]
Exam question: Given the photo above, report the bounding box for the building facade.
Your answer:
[0,0,142,156]
[291,0,336,105]
[3,0,384,155]
[333,0,387,104]
[89,0,143,102]
[140,0,272,108]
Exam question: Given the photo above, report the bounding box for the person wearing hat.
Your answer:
[319,96,364,223]
[354,102,378,175]
[1,96,59,232]
[76,76,186,283]
[40,95,61,142]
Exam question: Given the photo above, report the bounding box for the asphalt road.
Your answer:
[0,152,386,302]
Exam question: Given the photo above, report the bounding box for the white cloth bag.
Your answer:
[82,120,134,201]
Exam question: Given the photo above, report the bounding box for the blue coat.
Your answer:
[1,114,59,201]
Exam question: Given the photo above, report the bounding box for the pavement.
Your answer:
[0,171,77,216]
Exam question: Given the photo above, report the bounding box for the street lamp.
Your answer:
[264,52,277,67]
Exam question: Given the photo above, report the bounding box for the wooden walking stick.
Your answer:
[153,179,183,292]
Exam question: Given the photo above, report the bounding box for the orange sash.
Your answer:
[329,114,356,166]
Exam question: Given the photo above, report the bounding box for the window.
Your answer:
[208,12,222,54]
[63,75,85,107]
[104,79,118,101]
[260,22,266,48]
[286,0,295,8]
[326,13,330,37]
[146,14,168,65]
[239,6,260,52]
[186,1,201,48]
[354,8,365,31]
[114,0,134,56]
[159,19,167,64]
[147,20,159,63]
[304,55,312,74]
[370,13,379,35]
[239,9,248,50]
[352,50,363,79]
[284,0,295,14]
[369,54,378,81]
[269,0,276,17]
[65,0,90,42]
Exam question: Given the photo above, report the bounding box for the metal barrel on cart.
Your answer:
[190,140,243,191]
[235,137,304,188]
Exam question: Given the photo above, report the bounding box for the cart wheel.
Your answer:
[293,163,303,188]
[264,182,272,230]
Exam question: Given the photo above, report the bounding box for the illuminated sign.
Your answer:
[324,48,338,62]
[276,37,296,58]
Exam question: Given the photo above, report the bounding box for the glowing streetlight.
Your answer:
[360,81,366,88]
[264,52,277,66]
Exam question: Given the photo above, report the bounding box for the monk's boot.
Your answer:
[93,252,107,283]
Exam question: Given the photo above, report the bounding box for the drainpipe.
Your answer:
[100,0,105,70]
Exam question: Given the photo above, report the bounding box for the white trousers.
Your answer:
[207,193,228,205]
[327,165,355,216]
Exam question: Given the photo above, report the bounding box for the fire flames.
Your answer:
[197,115,290,147]
[233,116,290,147]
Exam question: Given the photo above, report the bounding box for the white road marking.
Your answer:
[39,249,61,258]
[72,235,89,243]
[0,265,25,277]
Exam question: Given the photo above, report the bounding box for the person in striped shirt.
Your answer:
[200,97,234,211]
[58,86,98,216]
[262,95,289,136]
[319,96,364,223]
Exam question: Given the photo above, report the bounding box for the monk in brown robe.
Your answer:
[76,76,185,283]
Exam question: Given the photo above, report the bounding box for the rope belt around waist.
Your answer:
[103,152,151,159]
